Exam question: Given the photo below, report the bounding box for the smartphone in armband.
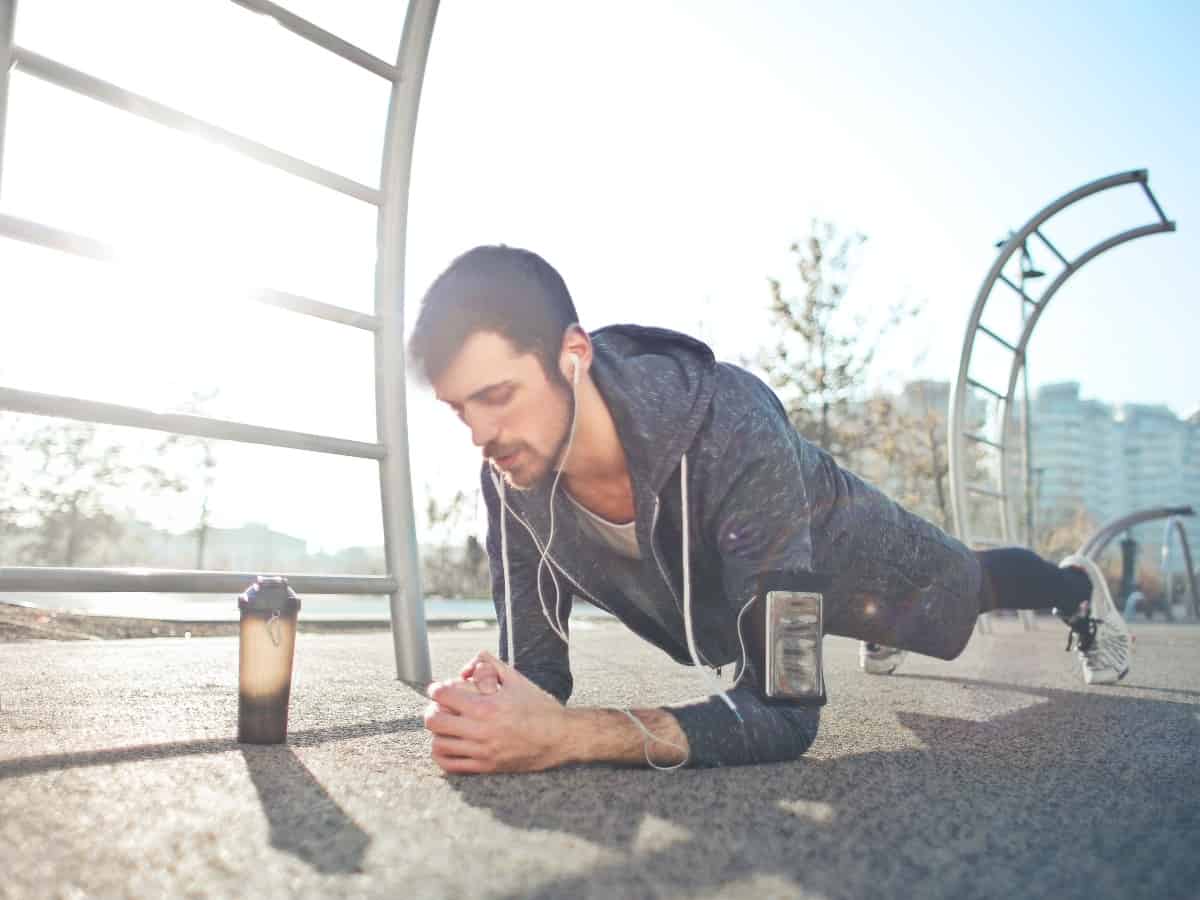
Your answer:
[765,589,824,702]
[744,572,831,706]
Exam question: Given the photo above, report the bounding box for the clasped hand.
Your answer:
[423,651,570,774]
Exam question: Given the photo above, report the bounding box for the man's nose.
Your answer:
[466,411,498,448]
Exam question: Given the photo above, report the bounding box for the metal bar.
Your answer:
[1080,505,1194,559]
[229,0,399,81]
[0,211,114,259]
[12,47,381,205]
[0,386,385,459]
[997,273,1039,308]
[977,324,1018,353]
[966,378,1006,401]
[967,484,1006,500]
[1033,228,1069,268]
[250,287,379,331]
[1169,520,1200,619]
[964,432,1004,451]
[0,213,379,331]
[0,0,16,200]
[948,170,1153,544]
[375,0,439,684]
[971,537,1008,547]
[997,219,1179,554]
[1139,180,1171,227]
[0,566,396,594]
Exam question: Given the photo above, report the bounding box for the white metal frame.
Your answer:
[1160,515,1199,620]
[947,171,1176,630]
[0,0,439,683]
[1077,505,1198,620]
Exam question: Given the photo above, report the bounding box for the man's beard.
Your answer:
[488,384,575,493]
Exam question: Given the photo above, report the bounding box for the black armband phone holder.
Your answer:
[740,570,832,707]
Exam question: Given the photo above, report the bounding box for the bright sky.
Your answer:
[1,1,1196,554]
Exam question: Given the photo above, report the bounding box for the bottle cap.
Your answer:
[237,575,301,613]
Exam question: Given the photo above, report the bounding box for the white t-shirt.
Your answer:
[566,492,641,559]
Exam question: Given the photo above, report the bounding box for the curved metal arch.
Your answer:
[1080,505,1193,558]
[949,170,1177,551]
[997,222,1178,522]
[1079,505,1198,620]
[1161,516,1200,620]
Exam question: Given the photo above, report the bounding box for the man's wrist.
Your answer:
[559,707,689,767]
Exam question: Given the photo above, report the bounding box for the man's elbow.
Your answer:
[753,705,821,765]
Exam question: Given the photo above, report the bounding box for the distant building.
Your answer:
[1032,382,1199,553]
[201,522,309,572]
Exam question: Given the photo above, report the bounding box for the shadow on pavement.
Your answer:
[448,681,1200,900]
[242,745,370,874]
[1,717,423,875]
[0,717,423,780]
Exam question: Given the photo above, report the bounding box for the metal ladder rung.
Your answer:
[0,213,380,332]
[977,324,1018,354]
[967,483,1006,500]
[1138,179,1171,227]
[1033,228,1069,268]
[13,47,381,205]
[966,378,1006,401]
[964,432,1004,451]
[0,385,386,459]
[997,274,1039,308]
[229,0,400,82]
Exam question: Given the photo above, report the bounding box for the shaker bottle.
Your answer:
[237,575,301,744]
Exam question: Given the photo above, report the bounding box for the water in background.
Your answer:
[4,592,614,622]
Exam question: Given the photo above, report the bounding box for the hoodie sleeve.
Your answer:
[480,466,574,703]
[710,400,815,593]
[668,401,823,767]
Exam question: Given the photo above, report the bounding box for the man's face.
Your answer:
[433,331,572,490]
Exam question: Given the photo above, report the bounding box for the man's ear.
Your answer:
[559,325,592,382]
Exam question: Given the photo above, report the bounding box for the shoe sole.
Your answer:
[861,663,901,675]
[1083,666,1130,685]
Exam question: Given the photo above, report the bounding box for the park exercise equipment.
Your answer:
[1078,505,1199,620]
[947,171,1176,631]
[0,0,440,684]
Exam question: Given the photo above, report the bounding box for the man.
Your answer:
[409,245,1130,774]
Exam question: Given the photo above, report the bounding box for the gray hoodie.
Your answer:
[480,325,982,767]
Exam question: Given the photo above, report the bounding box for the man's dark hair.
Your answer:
[408,245,580,384]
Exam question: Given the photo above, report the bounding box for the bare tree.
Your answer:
[1034,504,1098,566]
[753,220,918,471]
[0,415,20,537]
[158,391,221,569]
[865,383,952,531]
[422,487,489,598]
[15,421,186,565]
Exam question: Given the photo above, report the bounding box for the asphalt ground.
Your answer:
[2,618,1198,900]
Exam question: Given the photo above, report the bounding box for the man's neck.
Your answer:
[558,379,635,521]
[559,379,628,483]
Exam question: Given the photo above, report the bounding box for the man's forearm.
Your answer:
[560,707,689,767]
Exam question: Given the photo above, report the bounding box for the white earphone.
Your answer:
[567,352,581,386]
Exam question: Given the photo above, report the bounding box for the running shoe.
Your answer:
[859,641,906,675]
[1057,554,1131,685]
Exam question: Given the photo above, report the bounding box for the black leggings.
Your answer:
[976,547,1090,618]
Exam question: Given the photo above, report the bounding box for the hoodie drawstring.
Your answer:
[497,449,737,717]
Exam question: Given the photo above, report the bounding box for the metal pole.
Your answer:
[375,0,438,684]
[1020,271,1035,547]
[1162,517,1175,617]
[0,0,17,200]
